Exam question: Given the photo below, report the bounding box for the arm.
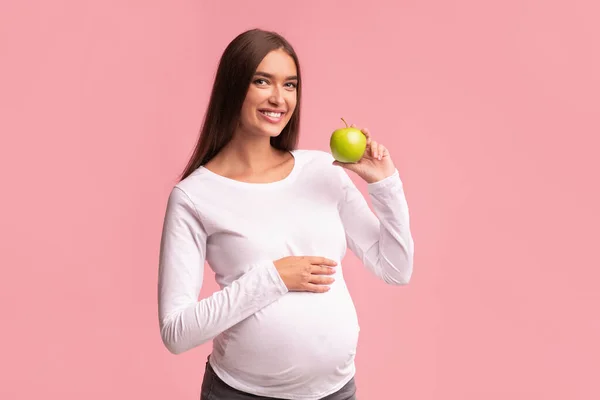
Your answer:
[157,187,288,355]
[337,168,415,285]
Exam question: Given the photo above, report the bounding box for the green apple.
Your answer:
[330,118,366,163]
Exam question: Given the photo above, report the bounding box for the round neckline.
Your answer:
[199,150,299,188]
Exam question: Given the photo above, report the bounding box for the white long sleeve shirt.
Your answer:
[158,149,414,399]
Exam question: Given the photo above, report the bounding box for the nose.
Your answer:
[268,85,284,105]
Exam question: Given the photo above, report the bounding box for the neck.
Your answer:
[218,129,283,173]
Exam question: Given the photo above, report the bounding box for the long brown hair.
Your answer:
[178,29,302,181]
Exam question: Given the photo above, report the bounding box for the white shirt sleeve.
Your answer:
[157,187,289,355]
[337,168,415,285]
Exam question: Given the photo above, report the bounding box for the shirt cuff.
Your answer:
[367,168,402,195]
[264,261,290,296]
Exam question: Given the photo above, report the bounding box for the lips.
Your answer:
[259,110,285,118]
[258,109,286,123]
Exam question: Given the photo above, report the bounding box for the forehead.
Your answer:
[255,49,297,77]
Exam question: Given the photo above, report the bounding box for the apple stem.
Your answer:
[341,117,348,128]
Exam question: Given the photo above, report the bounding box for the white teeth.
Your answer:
[261,111,282,118]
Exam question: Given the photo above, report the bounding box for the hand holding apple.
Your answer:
[330,118,396,184]
[330,118,367,163]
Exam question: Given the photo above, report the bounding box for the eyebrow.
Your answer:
[254,71,298,81]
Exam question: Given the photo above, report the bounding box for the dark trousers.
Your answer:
[201,359,357,400]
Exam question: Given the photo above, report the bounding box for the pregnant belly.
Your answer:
[214,282,360,387]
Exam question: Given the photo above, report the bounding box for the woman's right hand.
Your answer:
[273,256,338,293]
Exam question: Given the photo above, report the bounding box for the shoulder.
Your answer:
[172,166,216,197]
[292,148,348,189]
[163,167,217,215]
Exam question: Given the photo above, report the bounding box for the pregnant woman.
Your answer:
[157,28,415,400]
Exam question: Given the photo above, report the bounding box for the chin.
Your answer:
[261,129,283,138]
[256,122,288,138]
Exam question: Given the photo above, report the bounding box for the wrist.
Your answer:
[365,169,395,184]
[365,174,386,184]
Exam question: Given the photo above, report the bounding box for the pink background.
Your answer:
[1,0,599,398]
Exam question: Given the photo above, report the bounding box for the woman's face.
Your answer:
[237,49,298,139]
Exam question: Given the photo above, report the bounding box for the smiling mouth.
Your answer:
[259,110,285,118]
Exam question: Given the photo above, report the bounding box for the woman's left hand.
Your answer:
[332,126,396,184]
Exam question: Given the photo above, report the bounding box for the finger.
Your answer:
[363,129,372,146]
[332,160,358,172]
[370,140,378,158]
[312,265,336,275]
[309,275,335,285]
[332,160,356,171]
[310,257,337,266]
[378,143,386,160]
[305,283,331,293]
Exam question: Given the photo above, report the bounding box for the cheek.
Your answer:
[242,88,259,106]
[286,93,298,114]
[240,94,260,121]
[238,104,251,125]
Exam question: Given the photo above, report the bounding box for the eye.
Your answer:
[253,78,268,86]
[285,82,298,89]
